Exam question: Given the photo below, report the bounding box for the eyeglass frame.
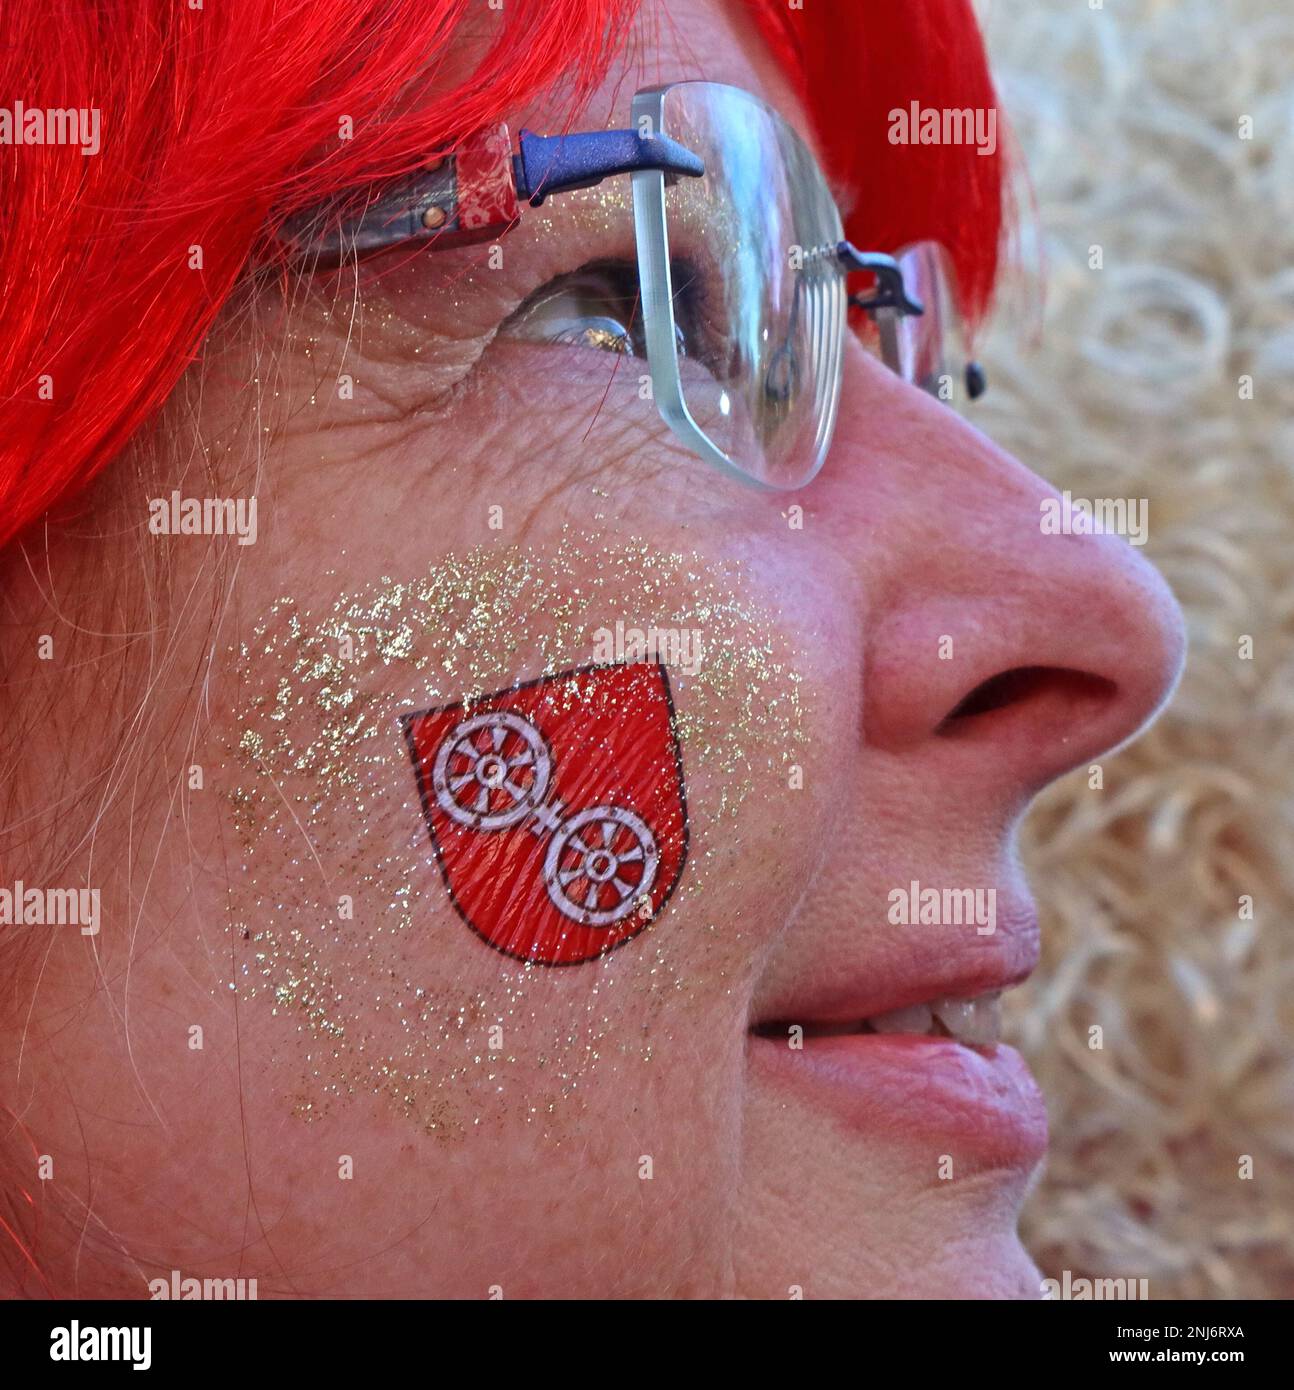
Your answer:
[276,80,983,490]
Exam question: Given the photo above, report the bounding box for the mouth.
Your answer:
[745,904,1047,1166]
[752,987,1005,1048]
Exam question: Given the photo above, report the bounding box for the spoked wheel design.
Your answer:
[543,806,659,927]
[432,711,552,830]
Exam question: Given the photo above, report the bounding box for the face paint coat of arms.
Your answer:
[402,661,688,965]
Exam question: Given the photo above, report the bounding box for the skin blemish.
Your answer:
[217,528,808,1138]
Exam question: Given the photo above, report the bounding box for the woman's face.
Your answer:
[5,0,1184,1297]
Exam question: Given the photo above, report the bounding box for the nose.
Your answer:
[817,346,1186,799]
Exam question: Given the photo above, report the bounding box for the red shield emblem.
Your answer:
[401,661,688,965]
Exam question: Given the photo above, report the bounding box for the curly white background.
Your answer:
[972,0,1294,1298]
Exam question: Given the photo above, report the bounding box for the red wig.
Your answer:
[0,0,1006,551]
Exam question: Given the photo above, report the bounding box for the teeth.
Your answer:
[858,992,1003,1045]
[764,991,1007,1046]
[931,992,1002,1045]
[867,1002,934,1034]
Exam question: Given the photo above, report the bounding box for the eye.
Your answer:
[502,260,643,355]
[501,258,695,359]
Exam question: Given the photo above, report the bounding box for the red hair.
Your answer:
[750,0,1006,326]
[0,0,1006,551]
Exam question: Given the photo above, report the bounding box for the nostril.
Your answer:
[939,665,1117,732]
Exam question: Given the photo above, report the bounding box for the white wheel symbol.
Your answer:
[432,711,552,830]
[544,806,659,928]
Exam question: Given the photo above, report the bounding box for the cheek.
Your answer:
[211,531,817,1139]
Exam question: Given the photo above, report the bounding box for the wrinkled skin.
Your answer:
[0,0,1183,1298]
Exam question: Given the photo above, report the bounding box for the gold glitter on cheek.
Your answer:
[218,528,809,1139]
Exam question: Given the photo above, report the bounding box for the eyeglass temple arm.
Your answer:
[514,129,704,205]
[836,243,988,400]
[836,244,925,317]
[274,125,703,265]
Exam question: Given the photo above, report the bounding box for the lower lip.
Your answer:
[747,1031,1048,1168]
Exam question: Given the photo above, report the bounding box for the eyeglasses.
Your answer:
[280,80,985,491]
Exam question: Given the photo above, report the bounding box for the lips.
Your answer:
[747,898,1047,1166]
[750,893,1040,1031]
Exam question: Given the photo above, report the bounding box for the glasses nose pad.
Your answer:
[764,344,799,406]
